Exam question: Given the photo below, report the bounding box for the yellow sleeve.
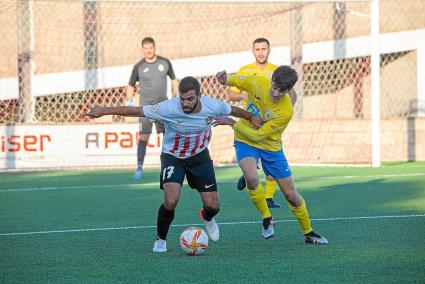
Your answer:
[226,75,256,95]
[233,115,290,142]
[228,73,241,93]
[228,66,249,93]
[226,74,236,87]
[229,86,241,93]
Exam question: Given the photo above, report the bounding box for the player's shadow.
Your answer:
[290,177,425,217]
[0,169,162,190]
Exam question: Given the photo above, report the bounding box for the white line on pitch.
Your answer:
[309,172,424,180]
[1,214,424,237]
[0,172,423,193]
[0,182,159,192]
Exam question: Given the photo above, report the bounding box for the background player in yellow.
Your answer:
[226,38,282,209]
[215,66,328,244]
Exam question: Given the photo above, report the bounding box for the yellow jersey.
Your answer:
[227,74,293,152]
[230,62,278,94]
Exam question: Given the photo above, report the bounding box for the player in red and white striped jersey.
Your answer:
[87,76,261,253]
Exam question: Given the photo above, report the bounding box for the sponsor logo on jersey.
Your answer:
[143,68,149,73]
[246,103,260,117]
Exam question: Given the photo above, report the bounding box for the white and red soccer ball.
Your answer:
[179,227,209,255]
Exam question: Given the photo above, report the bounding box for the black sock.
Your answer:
[263,217,272,230]
[137,140,147,169]
[157,204,175,240]
[201,206,220,221]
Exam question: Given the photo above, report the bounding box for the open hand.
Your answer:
[215,71,227,86]
[212,116,236,127]
[86,105,104,118]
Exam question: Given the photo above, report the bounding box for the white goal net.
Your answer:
[1,0,424,170]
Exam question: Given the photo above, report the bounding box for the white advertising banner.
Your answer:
[0,124,162,170]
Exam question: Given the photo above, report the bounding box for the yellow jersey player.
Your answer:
[227,38,282,209]
[215,66,328,244]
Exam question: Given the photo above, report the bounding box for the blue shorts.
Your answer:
[234,141,292,179]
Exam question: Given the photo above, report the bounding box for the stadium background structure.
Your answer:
[0,0,424,171]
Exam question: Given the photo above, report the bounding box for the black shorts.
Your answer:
[160,149,217,192]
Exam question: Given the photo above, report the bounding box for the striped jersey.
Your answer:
[143,96,232,159]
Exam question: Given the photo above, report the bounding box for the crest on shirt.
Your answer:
[150,104,159,112]
[264,111,272,120]
[158,64,165,72]
[205,116,214,125]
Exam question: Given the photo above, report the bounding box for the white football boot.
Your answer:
[304,231,329,244]
[262,217,275,239]
[152,239,167,253]
[199,208,220,241]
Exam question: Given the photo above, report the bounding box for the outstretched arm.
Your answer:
[230,105,262,129]
[227,89,247,102]
[86,105,145,118]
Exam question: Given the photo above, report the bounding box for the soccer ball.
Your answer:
[179,226,209,256]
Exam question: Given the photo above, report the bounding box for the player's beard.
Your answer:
[183,98,199,114]
[256,55,268,65]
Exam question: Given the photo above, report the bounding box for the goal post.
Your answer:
[1,0,424,171]
[371,0,380,167]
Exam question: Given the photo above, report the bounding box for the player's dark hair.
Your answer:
[253,37,270,47]
[272,66,298,92]
[179,76,201,96]
[141,37,155,46]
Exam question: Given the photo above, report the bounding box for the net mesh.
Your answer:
[1,0,424,168]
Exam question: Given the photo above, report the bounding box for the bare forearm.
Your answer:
[230,105,252,121]
[126,85,135,101]
[87,105,145,118]
[171,79,179,96]
[228,90,246,102]
[102,106,144,117]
